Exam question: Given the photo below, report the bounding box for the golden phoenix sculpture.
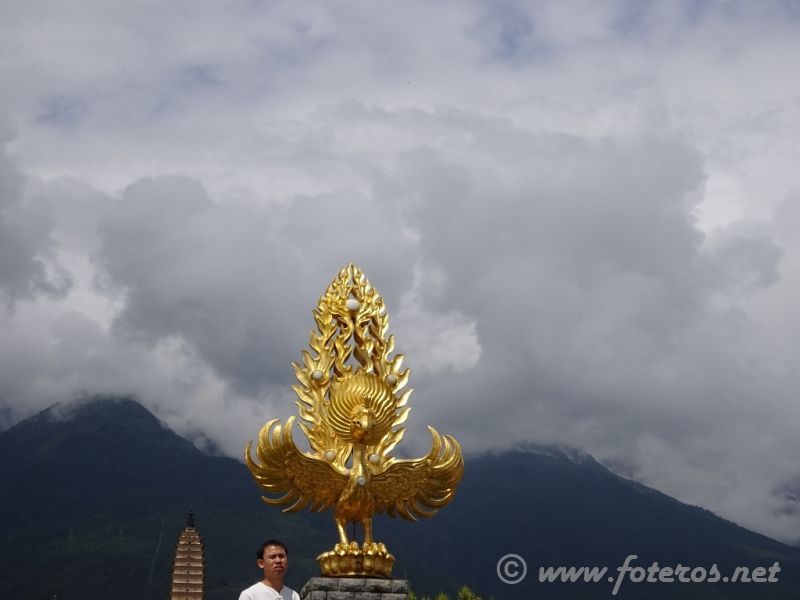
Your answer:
[245,264,463,577]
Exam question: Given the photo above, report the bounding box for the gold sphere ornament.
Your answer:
[244,264,464,578]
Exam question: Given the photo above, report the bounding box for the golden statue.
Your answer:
[245,264,464,577]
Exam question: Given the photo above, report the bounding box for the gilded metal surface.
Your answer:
[245,264,464,577]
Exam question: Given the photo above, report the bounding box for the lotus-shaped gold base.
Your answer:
[316,542,395,578]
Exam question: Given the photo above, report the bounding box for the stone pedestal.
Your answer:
[300,577,409,600]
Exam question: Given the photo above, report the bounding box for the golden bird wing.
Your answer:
[370,426,464,521]
[245,416,348,513]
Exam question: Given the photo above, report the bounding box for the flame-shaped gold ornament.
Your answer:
[245,264,464,577]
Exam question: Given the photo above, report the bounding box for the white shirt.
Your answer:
[238,581,300,600]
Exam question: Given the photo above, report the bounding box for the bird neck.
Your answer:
[350,444,367,477]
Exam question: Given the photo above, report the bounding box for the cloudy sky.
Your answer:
[2,1,800,543]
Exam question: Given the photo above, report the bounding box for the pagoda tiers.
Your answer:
[170,511,204,600]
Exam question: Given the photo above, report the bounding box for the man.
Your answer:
[238,539,301,600]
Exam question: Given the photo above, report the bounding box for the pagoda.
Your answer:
[170,510,204,600]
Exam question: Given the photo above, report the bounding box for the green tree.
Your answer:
[456,585,483,600]
[410,585,487,600]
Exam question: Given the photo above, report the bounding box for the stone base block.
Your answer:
[300,577,409,600]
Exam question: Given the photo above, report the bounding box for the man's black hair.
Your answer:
[257,539,289,560]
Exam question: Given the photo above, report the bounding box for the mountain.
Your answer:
[384,446,800,598]
[0,397,329,599]
[1,397,798,599]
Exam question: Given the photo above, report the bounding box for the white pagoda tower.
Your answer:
[170,510,204,600]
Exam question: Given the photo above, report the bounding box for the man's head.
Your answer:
[257,539,288,560]
[256,539,289,588]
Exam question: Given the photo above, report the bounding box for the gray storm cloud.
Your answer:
[94,176,419,393]
[0,128,71,306]
[1,0,799,547]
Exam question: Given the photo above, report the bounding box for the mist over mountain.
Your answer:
[1,396,798,599]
